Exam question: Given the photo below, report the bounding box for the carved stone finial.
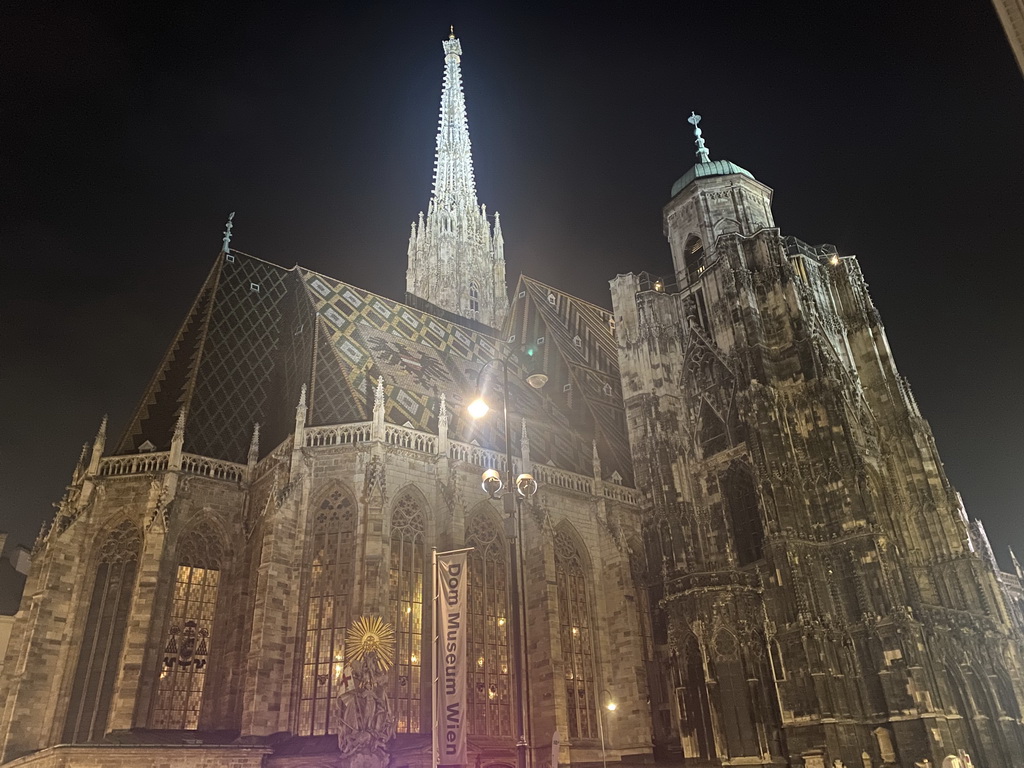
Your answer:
[248,422,260,461]
[374,377,385,415]
[222,211,235,253]
[449,24,455,39]
[592,439,602,480]
[297,383,307,411]
[688,111,711,164]
[1011,546,1023,579]
[95,414,108,443]
[439,393,448,421]
[172,408,186,442]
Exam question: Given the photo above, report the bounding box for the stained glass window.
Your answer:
[151,524,225,729]
[467,513,512,736]
[389,494,425,733]
[555,528,597,740]
[63,520,141,742]
[298,487,356,735]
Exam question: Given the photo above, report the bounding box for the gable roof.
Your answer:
[116,251,622,481]
[505,275,633,485]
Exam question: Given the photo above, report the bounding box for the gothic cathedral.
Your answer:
[2,32,1023,768]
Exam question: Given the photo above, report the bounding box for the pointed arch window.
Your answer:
[699,400,728,457]
[684,235,707,283]
[63,520,141,743]
[390,494,426,732]
[722,464,764,566]
[469,283,480,317]
[555,529,597,739]
[151,523,225,730]
[467,513,512,736]
[298,487,357,735]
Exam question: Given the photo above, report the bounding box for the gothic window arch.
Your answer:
[699,399,728,457]
[469,283,480,316]
[298,486,357,735]
[63,519,141,743]
[466,511,512,736]
[555,526,597,740]
[390,492,426,732]
[151,521,226,729]
[721,463,764,566]
[684,235,706,283]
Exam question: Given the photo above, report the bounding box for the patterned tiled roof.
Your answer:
[116,251,626,481]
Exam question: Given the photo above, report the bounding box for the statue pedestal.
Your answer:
[342,750,389,768]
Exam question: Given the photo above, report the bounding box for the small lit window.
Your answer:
[224,253,235,263]
[573,335,582,348]
[250,282,260,293]
[547,293,556,305]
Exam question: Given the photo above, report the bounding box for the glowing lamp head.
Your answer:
[481,468,503,498]
[468,397,490,419]
[605,700,617,711]
[526,372,548,389]
[515,473,538,499]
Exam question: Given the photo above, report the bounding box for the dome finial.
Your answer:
[449,25,455,39]
[688,112,711,164]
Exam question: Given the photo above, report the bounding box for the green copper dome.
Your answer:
[671,159,755,198]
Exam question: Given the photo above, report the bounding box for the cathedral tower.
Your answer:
[406,31,509,329]
[611,115,1024,768]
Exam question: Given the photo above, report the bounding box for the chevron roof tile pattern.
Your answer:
[114,251,611,479]
[506,276,633,485]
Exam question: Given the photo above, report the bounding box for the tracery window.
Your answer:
[469,283,480,316]
[555,528,597,740]
[63,520,141,743]
[151,523,225,730]
[389,494,425,732]
[466,514,512,736]
[298,488,356,735]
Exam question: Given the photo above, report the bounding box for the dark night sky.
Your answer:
[2,2,1022,567]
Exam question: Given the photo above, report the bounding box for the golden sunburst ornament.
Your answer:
[345,616,395,670]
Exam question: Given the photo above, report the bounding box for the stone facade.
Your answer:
[610,150,1024,767]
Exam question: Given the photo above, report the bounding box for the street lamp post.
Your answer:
[597,690,617,768]
[469,352,546,768]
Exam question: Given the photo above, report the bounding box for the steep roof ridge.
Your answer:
[115,255,226,454]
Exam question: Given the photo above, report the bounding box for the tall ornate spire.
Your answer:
[406,32,509,329]
[433,31,477,214]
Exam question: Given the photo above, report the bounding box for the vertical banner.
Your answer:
[435,550,469,767]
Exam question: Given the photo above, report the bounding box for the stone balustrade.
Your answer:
[98,422,639,506]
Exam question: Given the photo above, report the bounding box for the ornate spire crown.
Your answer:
[405,31,509,329]
[688,112,711,164]
[433,29,477,213]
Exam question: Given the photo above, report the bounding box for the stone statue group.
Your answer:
[333,647,396,768]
